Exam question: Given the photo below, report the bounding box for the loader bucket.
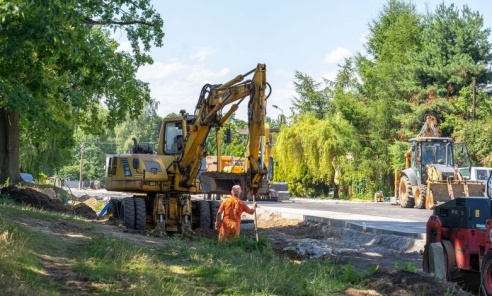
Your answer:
[466,181,486,197]
[427,182,452,205]
[426,181,485,209]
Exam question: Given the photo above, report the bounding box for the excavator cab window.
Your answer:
[106,156,117,176]
[164,121,184,155]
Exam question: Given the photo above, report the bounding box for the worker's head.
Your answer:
[231,185,241,198]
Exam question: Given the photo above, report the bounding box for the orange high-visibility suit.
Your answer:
[215,196,254,242]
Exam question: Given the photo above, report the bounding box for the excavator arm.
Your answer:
[173,63,270,192]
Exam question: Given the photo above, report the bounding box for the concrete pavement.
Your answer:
[256,198,430,239]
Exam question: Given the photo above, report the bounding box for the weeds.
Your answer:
[2,177,11,188]
[395,261,417,272]
[0,194,15,206]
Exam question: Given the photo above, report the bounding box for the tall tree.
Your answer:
[0,0,163,184]
[351,0,423,194]
[410,3,492,99]
[291,71,332,120]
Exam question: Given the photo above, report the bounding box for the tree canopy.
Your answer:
[0,0,163,184]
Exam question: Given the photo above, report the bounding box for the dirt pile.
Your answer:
[0,186,97,219]
[363,269,470,296]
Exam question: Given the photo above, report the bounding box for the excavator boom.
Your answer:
[174,64,269,191]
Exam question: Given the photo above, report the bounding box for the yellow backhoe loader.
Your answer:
[395,115,484,209]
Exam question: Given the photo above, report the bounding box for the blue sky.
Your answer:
[114,1,492,121]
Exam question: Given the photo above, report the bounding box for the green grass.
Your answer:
[0,203,375,295]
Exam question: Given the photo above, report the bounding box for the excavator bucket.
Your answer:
[199,171,246,197]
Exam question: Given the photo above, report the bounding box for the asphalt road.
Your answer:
[257,198,433,239]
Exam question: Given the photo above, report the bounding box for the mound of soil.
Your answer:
[363,269,471,296]
[1,186,97,219]
[72,203,98,219]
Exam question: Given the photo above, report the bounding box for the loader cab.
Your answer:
[410,137,456,185]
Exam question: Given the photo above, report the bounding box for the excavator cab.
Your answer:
[163,120,184,155]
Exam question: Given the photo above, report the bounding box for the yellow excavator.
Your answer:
[104,63,271,233]
[395,115,484,209]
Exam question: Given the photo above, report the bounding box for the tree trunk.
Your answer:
[0,108,21,185]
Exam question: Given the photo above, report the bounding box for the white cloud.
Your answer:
[323,47,352,64]
[190,47,218,62]
[185,65,230,82]
[137,60,187,80]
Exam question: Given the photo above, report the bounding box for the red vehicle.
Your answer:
[423,174,492,294]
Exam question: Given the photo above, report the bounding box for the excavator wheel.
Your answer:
[196,200,211,229]
[414,185,426,209]
[399,175,415,208]
[122,197,136,230]
[134,198,146,231]
[120,197,146,230]
[482,251,492,296]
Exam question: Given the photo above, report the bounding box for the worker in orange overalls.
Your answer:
[215,185,257,242]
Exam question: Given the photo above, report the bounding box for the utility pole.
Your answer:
[79,143,84,189]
